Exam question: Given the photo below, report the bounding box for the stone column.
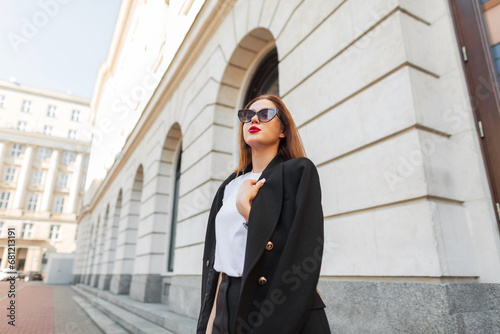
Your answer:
[110,188,138,295]
[27,247,41,272]
[12,146,34,209]
[0,142,6,177]
[99,206,119,290]
[41,150,60,212]
[66,153,83,214]
[0,247,7,269]
[24,247,34,272]
[91,220,103,288]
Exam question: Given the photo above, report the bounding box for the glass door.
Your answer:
[450,0,500,230]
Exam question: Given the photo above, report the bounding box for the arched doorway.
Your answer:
[101,190,122,290]
[110,165,143,295]
[215,28,278,165]
[129,123,182,303]
[243,47,279,106]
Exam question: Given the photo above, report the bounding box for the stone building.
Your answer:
[0,79,92,275]
[72,0,500,332]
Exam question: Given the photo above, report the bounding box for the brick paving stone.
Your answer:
[0,281,53,334]
[0,281,26,300]
[0,282,105,334]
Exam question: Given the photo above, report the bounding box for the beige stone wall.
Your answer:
[75,0,500,297]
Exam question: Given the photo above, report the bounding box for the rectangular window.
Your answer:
[62,151,74,164]
[21,100,31,112]
[21,223,33,238]
[0,95,4,108]
[5,168,15,182]
[32,170,43,185]
[0,222,3,237]
[58,173,68,188]
[47,105,56,117]
[17,121,27,131]
[49,225,61,239]
[44,125,52,136]
[492,43,500,84]
[27,193,38,211]
[38,147,50,161]
[53,197,64,213]
[71,109,80,122]
[11,144,23,157]
[0,192,10,209]
[68,129,76,139]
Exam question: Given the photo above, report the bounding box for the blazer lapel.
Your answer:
[242,154,284,280]
[206,164,254,262]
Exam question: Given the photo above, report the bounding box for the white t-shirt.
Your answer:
[213,170,262,277]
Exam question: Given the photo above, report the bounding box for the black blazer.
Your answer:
[197,154,330,334]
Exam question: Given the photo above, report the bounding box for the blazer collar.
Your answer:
[223,153,284,188]
[246,153,283,178]
[209,154,284,275]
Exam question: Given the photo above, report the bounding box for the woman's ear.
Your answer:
[279,130,286,138]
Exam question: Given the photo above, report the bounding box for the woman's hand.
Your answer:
[236,178,266,222]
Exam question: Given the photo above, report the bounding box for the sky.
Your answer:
[0,0,123,99]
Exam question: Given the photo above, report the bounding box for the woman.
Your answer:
[197,95,330,334]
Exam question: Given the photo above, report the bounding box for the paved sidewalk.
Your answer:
[0,281,104,334]
[0,281,27,300]
[53,285,104,334]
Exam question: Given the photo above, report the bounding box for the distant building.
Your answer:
[0,79,92,275]
[73,0,500,332]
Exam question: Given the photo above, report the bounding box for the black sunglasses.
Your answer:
[238,108,280,123]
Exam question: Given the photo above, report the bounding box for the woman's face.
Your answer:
[243,99,285,150]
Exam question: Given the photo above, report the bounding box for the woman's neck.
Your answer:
[251,147,278,173]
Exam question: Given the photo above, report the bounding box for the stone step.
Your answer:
[72,284,197,334]
[73,295,130,334]
[73,286,174,334]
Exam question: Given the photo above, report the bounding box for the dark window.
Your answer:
[244,48,279,106]
[491,42,500,83]
[17,259,25,271]
[168,144,182,272]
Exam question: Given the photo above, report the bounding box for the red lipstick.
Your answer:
[249,126,261,133]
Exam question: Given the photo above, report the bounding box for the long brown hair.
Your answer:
[235,94,306,176]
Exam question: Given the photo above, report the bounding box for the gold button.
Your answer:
[258,276,267,285]
[265,241,273,250]
[206,260,209,267]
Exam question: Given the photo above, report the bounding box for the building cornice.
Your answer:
[0,80,90,106]
[0,215,77,223]
[0,128,91,153]
[79,0,237,222]
[0,238,52,247]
